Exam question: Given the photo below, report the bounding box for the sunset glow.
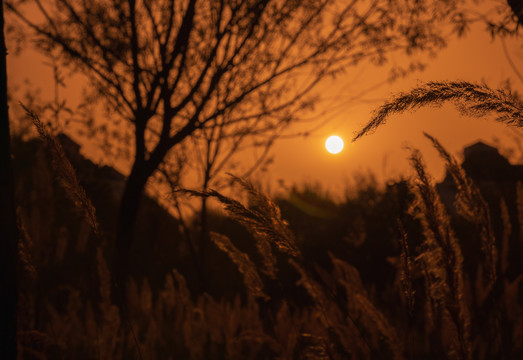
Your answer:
[325,135,344,154]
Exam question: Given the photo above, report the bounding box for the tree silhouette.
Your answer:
[0,0,18,357]
[507,0,523,27]
[7,0,467,293]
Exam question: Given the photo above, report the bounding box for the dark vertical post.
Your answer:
[0,0,18,358]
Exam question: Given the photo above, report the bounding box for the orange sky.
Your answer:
[266,22,523,196]
[8,9,523,198]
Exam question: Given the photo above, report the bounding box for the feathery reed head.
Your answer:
[210,232,269,300]
[409,147,471,360]
[353,81,523,141]
[182,175,299,278]
[22,103,101,239]
[424,132,497,283]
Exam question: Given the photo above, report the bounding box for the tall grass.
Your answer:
[424,132,497,284]
[15,103,523,359]
[409,147,471,360]
[22,104,101,239]
[351,79,523,359]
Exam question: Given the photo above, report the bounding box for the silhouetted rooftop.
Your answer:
[463,141,508,165]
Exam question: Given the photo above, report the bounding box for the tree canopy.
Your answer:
[6,0,475,296]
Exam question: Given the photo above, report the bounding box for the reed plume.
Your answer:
[16,208,37,280]
[330,254,405,360]
[409,149,471,360]
[182,174,299,278]
[499,199,511,276]
[424,132,497,283]
[398,220,415,315]
[22,104,101,239]
[288,259,331,313]
[210,232,269,300]
[353,81,523,141]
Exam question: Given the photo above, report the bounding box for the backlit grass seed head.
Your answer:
[353,81,523,141]
[210,232,269,300]
[409,149,471,360]
[330,254,405,360]
[424,132,497,283]
[23,104,101,239]
[183,175,299,278]
[398,221,415,315]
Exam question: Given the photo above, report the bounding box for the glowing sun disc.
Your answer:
[325,135,344,154]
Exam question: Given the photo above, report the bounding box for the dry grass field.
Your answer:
[14,82,523,359]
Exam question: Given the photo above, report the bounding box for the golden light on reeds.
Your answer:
[325,135,344,154]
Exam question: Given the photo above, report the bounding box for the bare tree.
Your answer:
[6,0,466,293]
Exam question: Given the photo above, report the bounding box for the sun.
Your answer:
[325,135,344,154]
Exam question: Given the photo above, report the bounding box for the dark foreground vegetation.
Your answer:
[12,110,523,359]
[4,0,523,357]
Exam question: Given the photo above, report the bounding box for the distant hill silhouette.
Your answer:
[12,134,188,299]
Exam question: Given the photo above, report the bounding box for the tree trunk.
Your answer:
[0,0,18,357]
[112,160,151,308]
[112,141,170,309]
